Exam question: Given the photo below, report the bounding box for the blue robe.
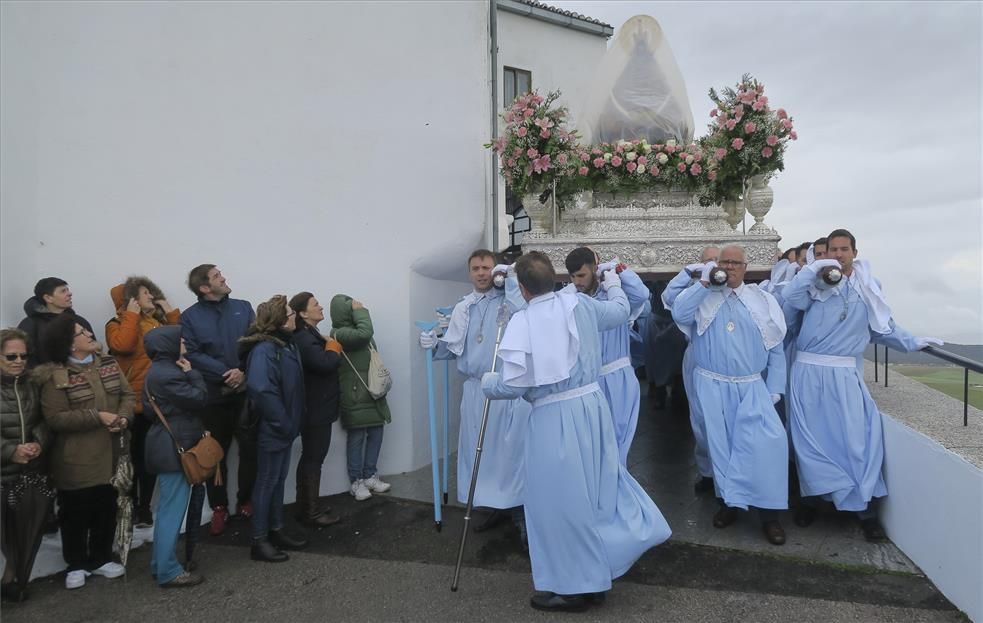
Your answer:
[783,270,920,511]
[435,287,531,508]
[663,270,712,478]
[563,270,648,466]
[483,287,671,595]
[672,284,789,510]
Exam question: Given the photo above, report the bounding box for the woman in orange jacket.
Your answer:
[105,277,180,528]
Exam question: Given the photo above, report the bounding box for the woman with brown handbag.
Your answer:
[143,325,208,587]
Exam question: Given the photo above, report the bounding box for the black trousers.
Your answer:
[130,412,157,512]
[201,394,257,510]
[58,485,117,572]
[297,417,333,478]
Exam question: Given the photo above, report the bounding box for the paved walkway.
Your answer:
[4,377,965,622]
[389,381,920,573]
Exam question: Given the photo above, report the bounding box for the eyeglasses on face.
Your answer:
[3,353,29,362]
[718,260,747,267]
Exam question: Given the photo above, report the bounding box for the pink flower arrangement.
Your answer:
[699,74,798,205]
[486,89,580,197]
[488,78,795,206]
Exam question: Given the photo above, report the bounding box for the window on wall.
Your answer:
[503,67,532,107]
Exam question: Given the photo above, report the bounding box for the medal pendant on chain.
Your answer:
[476,334,484,344]
[726,321,735,333]
[839,312,847,322]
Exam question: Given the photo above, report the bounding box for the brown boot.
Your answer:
[298,472,340,528]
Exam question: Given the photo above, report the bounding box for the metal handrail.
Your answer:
[873,343,981,426]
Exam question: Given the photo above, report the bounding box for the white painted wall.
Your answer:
[494,10,608,248]
[0,0,491,494]
[881,415,983,622]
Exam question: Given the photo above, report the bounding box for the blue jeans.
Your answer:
[251,447,291,540]
[346,426,384,482]
[151,472,191,584]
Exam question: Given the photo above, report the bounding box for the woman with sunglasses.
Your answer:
[35,314,134,590]
[0,328,51,602]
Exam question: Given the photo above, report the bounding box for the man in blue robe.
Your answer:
[418,250,531,538]
[671,245,790,545]
[482,251,670,612]
[562,247,650,466]
[783,228,942,540]
[663,246,718,493]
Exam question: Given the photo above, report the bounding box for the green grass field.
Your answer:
[890,364,983,410]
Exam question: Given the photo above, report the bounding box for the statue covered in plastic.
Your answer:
[581,15,694,145]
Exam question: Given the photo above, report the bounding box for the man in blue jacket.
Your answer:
[181,264,256,536]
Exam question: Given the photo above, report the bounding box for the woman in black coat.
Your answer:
[142,325,208,588]
[288,292,343,527]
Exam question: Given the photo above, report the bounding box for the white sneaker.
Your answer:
[91,561,125,579]
[363,474,391,493]
[65,570,90,589]
[350,479,372,501]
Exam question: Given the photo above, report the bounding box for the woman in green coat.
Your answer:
[329,295,392,502]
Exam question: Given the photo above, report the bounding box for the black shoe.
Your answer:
[473,509,508,533]
[860,518,886,542]
[762,520,786,545]
[269,528,308,550]
[529,592,589,612]
[250,539,289,563]
[1,583,27,603]
[582,591,606,606]
[713,506,739,529]
[794,505,816,528]
[693,477,714,494]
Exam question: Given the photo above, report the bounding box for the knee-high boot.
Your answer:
[297,471,339,528]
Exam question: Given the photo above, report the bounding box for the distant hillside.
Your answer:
[863,343,983,366]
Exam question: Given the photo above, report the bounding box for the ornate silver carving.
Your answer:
[522,190,781,273]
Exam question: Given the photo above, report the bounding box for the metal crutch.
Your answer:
[436,305,455,505]
[415,319,443,531]
[451,303,510,591]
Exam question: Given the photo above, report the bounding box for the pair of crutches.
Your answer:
[415,305,455,532]
[415,302,510,591]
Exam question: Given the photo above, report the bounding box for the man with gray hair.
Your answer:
[671,245,790,545]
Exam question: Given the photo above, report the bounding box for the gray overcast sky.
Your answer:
[550,1,982,344]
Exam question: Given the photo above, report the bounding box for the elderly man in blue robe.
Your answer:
[663,245,719,494]
[562,247,650,466]
[482,251,670,612]
[782,228,942,540]
[671,244,790,545]
[418,249,531,539]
